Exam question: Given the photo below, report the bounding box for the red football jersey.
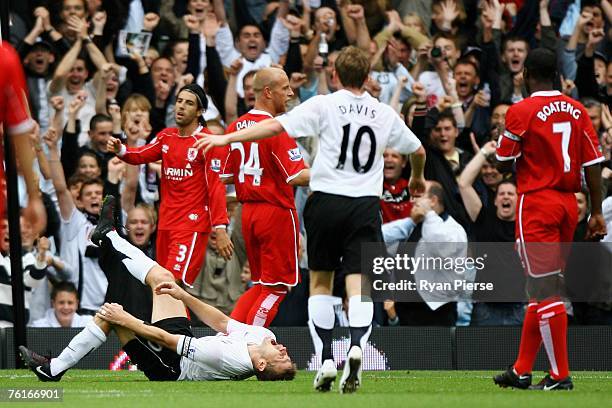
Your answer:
[222,110,306,209]
[496,90,603,195]
[0,43,33,135]
[119,126,229,232]
[381,178,413,223]
[0,43,34,217]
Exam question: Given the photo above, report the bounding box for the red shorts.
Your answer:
[242,202,300,286]
[156,230,208,285]
[516,189,578,278]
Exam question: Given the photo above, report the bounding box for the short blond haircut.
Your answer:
[334,46,370,89]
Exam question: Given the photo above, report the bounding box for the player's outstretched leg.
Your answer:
[91,195,158,285]
[308,286,337,392]
[20,319,109,382]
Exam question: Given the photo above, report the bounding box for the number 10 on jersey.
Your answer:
[336,124,377,173]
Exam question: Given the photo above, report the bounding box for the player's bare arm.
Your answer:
[97,303,181,350]
[584,164,607,241]
[155,281,231,333]
[288,168,310,186]
[13,127,47,235]
[408,146,427,197]
[193,119,285,152]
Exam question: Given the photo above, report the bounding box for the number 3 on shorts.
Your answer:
[176,244,188,262]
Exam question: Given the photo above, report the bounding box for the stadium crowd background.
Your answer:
[2,0,612,330]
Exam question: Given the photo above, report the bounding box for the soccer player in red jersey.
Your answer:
[494,48,607,391]
[223,68,309,327]
[107,84,232,286]
[0,43,46,234]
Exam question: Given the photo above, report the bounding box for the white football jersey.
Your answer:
[276,89,421,198]
[176,325,275,381]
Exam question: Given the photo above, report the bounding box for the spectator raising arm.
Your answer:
[44,128,74,221]
[458,141,497,222]
[344,4,371,51]
[224,59,243,124]
[49,39,83,95]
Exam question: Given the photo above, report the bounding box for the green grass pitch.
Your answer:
[2,370,612,407]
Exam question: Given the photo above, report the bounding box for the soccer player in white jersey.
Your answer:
[193,46,427,393]
[20,196,296,383]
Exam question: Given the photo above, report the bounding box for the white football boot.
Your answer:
[339,346,362,394]
[313,359,337,392]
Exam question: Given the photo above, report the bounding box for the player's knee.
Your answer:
[147,266,176,286]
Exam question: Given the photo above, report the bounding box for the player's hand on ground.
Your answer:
[97,303,129,326]
[154,281,187,301]
[214,228,234,260]
[408,176,426,198]
[586,213,607,241]
[107,137,123,154]
[192,134,229,152]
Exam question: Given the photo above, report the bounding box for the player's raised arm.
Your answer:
[193,118,285,152]
[155,281,231,333]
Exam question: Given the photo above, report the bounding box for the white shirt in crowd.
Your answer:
[176,323,275,381]
[277,89,422,198]
[60,209,108,311]
[30,308,93,328]
[215,20,289,97]
[382,210,468,310]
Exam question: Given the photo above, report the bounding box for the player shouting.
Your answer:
[495,48,606,391]
[192,46,426,394]
[223,67,309,327]
[107,84,232,286]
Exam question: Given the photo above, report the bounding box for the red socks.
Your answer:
[514,303,541,375]
[230,284,287,327]
[514,299,569,380]
[246,286,287,327]
[537,299,569,380]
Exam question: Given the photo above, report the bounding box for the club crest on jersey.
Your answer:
[288,148,302,162]
[187,148,198,162]
[162,144,169,154]
[210,159,221,172]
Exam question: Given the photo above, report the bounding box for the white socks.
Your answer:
[50,320,107,376]
[348,295,373,350]
[107,230,157,284]
[308,295,336,362]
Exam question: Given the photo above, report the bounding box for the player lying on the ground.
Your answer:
[20,196,296,382]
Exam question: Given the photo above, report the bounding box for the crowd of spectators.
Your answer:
[2,0,612,329]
